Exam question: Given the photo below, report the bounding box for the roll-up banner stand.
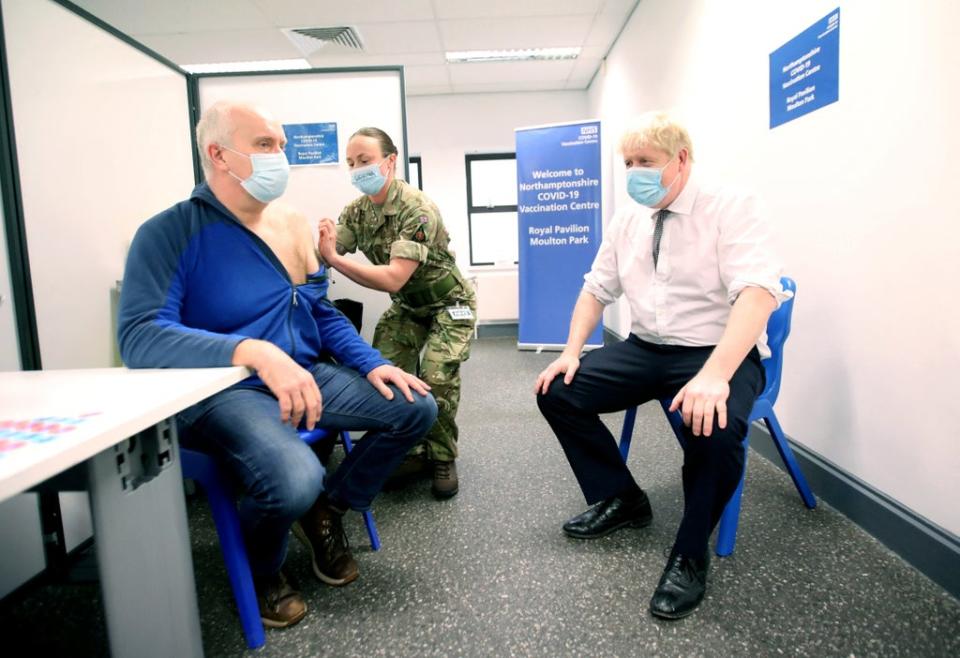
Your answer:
[515,120,603,350]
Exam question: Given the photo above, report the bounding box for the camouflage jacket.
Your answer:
[336,179,473,310]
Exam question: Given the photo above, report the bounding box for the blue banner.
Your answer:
[283,122,339,165]
[770,9,840,128]
[516,121,603,349]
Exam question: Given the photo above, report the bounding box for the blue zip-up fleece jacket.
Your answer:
[118,183,388,386]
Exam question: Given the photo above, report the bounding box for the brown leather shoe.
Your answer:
[254,570,307,629]
[431,459,459,499]
[293,501,359,586]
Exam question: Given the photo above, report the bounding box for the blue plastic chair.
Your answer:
[181,428,380,650]
[618,277,816,557]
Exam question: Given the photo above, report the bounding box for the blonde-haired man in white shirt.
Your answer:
[535,111,789,620]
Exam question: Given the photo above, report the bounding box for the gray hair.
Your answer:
[195,101,238,179]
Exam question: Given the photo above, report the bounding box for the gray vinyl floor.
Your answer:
[3,337,959,657]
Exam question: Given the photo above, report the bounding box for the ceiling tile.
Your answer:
[72,0,270,35]
[351,21,443,54]
[439,16,594,51]
[251,0,436,26]
[137,30,300,65]
[434,0,601,20]
[403,65,452,87]
[584,0,639,47]
[448,59,575,85]
[451,79,565,94]
[306,52,447,68]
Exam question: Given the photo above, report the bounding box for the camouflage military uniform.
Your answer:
[336,179,476,462]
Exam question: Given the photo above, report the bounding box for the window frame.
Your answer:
[464,152,518,267]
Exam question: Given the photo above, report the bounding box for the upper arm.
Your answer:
[390,205,441,264]
[385,257,420,290]
[581,214,623,305]
[716,193,788,307]
[291,210,321,272]
[336,207,359,254]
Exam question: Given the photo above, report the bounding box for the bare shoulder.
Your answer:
[265,201,312,238]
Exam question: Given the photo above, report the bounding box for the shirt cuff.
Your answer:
[390,240,429,263]
[582,276,617,306]
[727,276,793,307]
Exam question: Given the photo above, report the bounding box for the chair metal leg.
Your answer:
[340,431,381,551]
[761,410,817,509]
[659,400,688,450]
[204,480,265,650]
[182,449,265,651]
[618,406,638,460]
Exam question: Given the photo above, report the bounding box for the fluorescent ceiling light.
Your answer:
[445,47,580,63]
[181,58,311,74]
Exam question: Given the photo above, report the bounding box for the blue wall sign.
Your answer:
[283,122,339,165]
[515,121,603,349]
[770,9,840,128]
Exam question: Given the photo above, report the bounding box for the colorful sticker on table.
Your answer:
[0,412,101,457]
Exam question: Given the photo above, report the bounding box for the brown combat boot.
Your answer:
[254,570,307,628]
[383,453,430,490]
[431,459,459,499]
[293,499,359,586]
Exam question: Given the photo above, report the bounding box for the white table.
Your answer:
[0,366,249,658]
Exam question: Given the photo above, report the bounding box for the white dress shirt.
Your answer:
[583,173,789,358]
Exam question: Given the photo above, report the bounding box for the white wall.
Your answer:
[3,0,195,370]
[589,0,960,534]
[407,91,590,322]
[1,0,196,594]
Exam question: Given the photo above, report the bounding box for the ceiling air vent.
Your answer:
[283,26,365,56]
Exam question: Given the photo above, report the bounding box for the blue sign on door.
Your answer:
[769,9,840,128]
[283,122,339,165]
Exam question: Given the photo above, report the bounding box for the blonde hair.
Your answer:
[618,111,694,162]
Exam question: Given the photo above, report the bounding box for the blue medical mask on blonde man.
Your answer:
[626,154,678,207]
[350,161,389,196]
[221,145,290,203]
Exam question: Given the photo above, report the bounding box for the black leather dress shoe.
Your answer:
[562,492,653,539]
[649,550,710,620]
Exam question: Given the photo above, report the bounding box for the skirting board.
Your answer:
[748,423,960,599]
[475,322,518,339]
[475,324,623,342]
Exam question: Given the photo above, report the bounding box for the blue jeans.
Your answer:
[177,361,437,576]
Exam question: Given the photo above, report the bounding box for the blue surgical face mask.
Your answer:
[221,145,290,203]
[350,161,388,196]
[626,155,679,207]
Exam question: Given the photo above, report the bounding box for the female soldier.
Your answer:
[317,127,476,499]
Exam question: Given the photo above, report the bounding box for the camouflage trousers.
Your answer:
[373,300,476,462]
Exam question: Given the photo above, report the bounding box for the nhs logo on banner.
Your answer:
[515,121,603,350]
[769,9,840,128]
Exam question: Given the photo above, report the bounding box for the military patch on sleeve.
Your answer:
[419,215,429,223]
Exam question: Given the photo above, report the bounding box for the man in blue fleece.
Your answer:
[118,101,437,629]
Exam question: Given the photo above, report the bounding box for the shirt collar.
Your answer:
[357,178,403,227]
[381,178,404,215]
[661,170,699,216]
